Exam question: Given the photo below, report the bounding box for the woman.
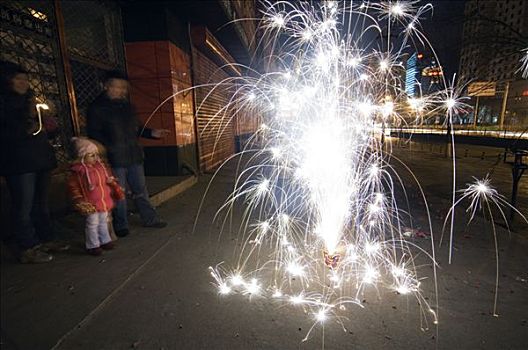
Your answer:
[0,61,69,263]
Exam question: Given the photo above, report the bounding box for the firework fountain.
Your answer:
[202,0,458,341]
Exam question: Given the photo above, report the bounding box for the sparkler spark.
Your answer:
[445,98,456,110]
[518,47,528,78]
[444,176,527,316]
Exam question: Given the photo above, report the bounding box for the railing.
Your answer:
[389,127,528,140]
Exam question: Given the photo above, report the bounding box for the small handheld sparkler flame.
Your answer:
[33,103,49,136]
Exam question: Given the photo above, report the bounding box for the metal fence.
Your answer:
[60,0,125,132]
[1,0,72,164]
[0,0,125,166]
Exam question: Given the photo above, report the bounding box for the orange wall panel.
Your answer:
[155,41,170,78]
[126,40,195,148]
[129,78,161,114]
[160,112,177,146]
[125,42,157,78]
[158,77,174,113]
[169,43,192,84]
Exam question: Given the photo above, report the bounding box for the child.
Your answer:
[68,137,125,255]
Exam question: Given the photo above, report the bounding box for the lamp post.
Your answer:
[498,81,510,130]
[472,95,480,128]
[33,103,49,135]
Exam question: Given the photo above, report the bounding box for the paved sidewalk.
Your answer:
[1,145,527,349]
[0,175,197,350]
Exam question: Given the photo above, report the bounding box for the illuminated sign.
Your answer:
[421,66,443,77]
[468,82,496,97]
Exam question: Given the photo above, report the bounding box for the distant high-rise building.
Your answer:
[459,0,528,83]
[405,53,418,97]
[420,57,443,94]
[404,52,442,97]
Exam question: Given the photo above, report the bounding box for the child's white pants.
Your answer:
[85,212,112,249]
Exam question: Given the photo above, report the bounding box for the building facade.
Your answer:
[405,51,443,98]
[459,0,527,82]
[122,1,260,174]
[458,0,528,128]
[405,53,419,97]
[1,0,261,221]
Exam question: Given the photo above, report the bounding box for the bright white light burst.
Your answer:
[207,0,447,343]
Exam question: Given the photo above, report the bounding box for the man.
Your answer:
[87,71,168,237]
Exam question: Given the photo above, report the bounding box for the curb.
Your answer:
[150,176,198,207]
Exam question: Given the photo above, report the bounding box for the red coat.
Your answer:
[68,161,125,214]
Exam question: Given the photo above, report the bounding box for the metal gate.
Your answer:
[60,0,125,132]
[192,48,236,172]
[0,0,125,166]
[0,0,72,164]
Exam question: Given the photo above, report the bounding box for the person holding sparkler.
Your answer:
[0,61,69,263]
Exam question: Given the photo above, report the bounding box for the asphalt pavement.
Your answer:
[1,142,527,350]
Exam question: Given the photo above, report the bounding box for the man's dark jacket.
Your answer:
[87,93,154,168]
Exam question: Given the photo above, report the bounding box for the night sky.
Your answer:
[421,0,466,79]
[336,0,466,79]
